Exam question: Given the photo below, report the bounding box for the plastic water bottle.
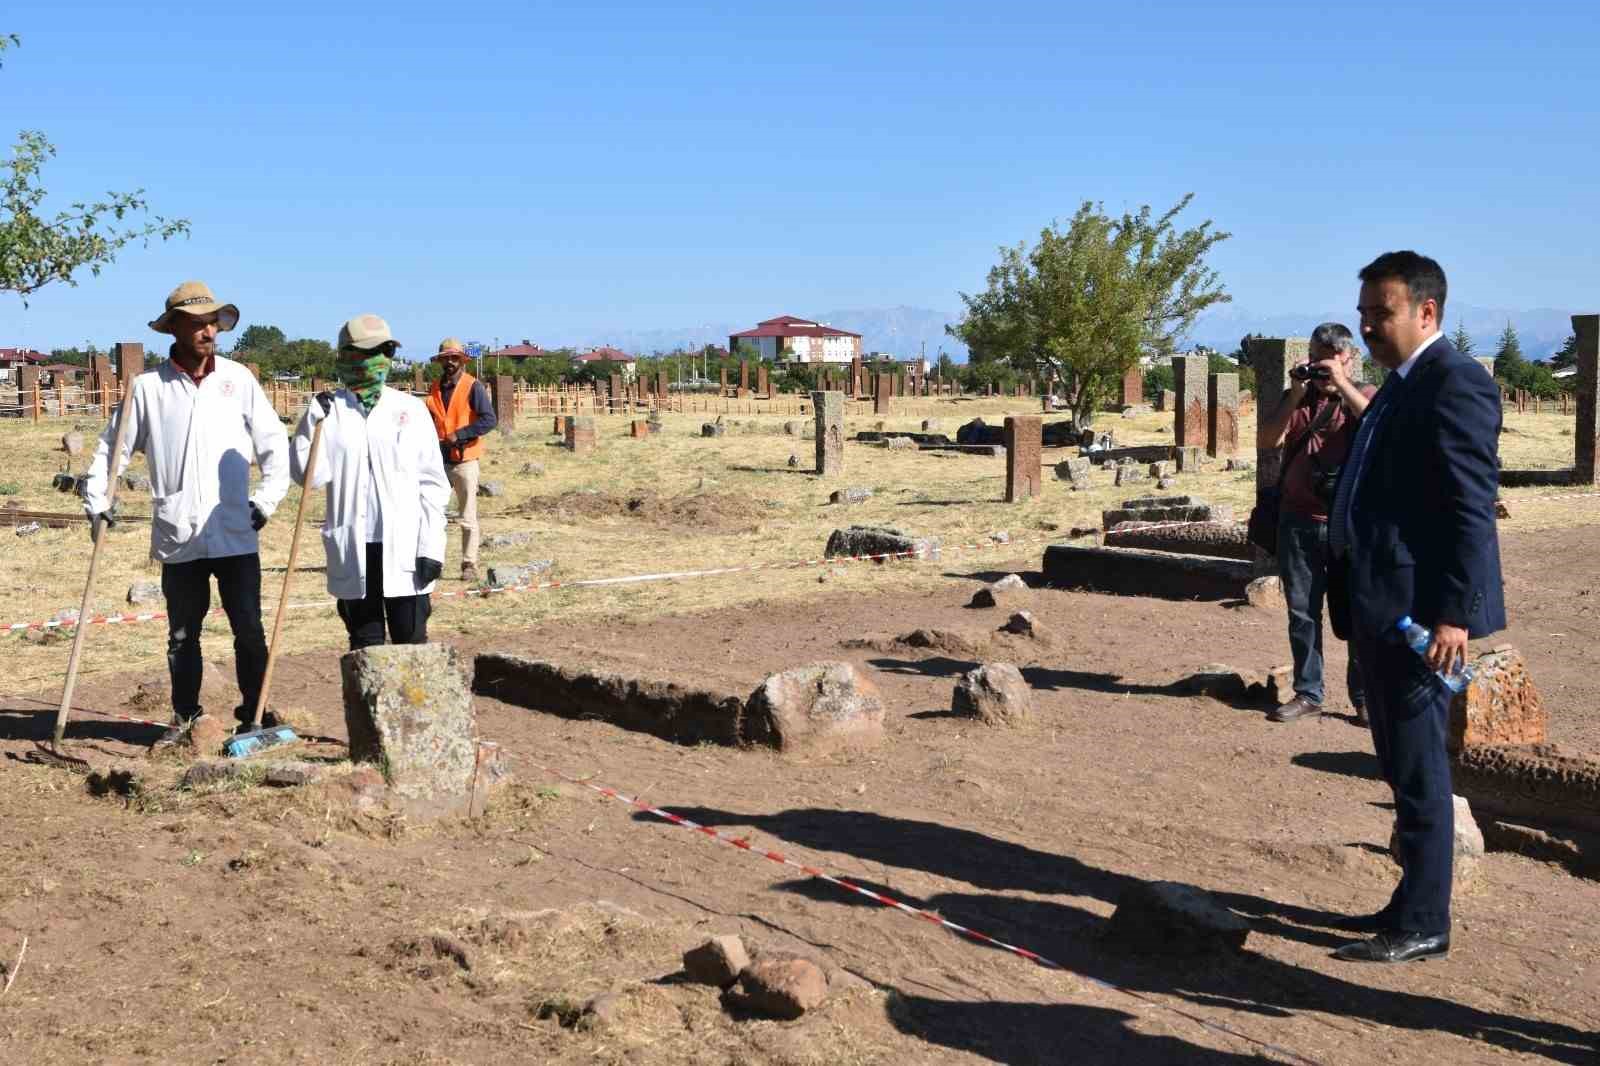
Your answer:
[1395,616,1476,693]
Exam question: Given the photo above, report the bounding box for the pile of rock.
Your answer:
[681,935,859,1020]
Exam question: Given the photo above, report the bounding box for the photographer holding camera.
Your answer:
[1256,322,1377,724]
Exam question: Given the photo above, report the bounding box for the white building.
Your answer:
[728,315,863,366]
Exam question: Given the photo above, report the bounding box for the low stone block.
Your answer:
[1105,881,1250,955]
[483,531,534,550]
[1054,457,1091,484]
[743,662,885,757]
[1114,465,1147,487]
[701,423,725,438]
[1043,543,1252,600]
[1449,647,1546,752]
[885,436,917,451]
[485,560,553,588]
[341,643,481,822]
[824,525,939,562]
[1451,744,1600,835]
[951,662,1033,727]
[969,573,1026,607]
[1174,446,1203,473]
[473,654,748,746]
[477,481,504,498]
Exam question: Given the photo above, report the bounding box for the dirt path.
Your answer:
[1,526,1597,1065]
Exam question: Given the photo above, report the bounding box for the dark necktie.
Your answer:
[1329,373,1402,559]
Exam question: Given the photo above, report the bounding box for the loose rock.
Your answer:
[482,531,533,550]
[1226,458,1255,472]
[121,473,152,493]
[828,487,873,506]
[61,431,85,457]
[127,581,163,605]
[1390,795,1484,888]
[1245,575,1284,610]
[999,611,1047,640]
[969,573,1025,607]
[727,956,828,1020]
[885,436,916,451]
[952,662,1034,727]
[683,935,750,987]
[1104,881,1251,955]
[518,462,545,476]
[824,525,939,562]
[485,560,554,588]
[744,662,885,756]
[701,423,725,438]
[477,481,504,498]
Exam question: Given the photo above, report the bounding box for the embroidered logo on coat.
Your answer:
[220,381,235,397]
[396,411,409,427]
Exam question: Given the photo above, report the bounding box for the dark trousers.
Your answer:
[1350,629,1455,935]
[162,552,268,726]
[1278,513,1364,708]
[337,542,431,650]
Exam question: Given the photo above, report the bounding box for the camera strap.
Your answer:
[1276,397,1338,494]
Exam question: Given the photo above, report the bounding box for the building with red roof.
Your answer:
[728,315,862,366]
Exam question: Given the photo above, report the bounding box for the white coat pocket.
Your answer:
[321,525,362,592]
[152,492,194,548]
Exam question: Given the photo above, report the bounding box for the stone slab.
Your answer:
[1452,743,1600,835]
[473,653,748,746]
[1042,543,1252,600]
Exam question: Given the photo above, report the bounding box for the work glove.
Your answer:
[415,557,443,585]
[314,391,335,417]
[250,503,268,531]
[88,506,117,542]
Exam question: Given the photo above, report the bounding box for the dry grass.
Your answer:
[2,399,1594,702]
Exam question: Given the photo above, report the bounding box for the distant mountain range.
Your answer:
[580,303,1583,362]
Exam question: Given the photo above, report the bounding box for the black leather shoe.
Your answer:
[1332,931,1449,963]
[1269,695,1323,723]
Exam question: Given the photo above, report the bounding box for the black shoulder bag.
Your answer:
[1245,399,1338,557]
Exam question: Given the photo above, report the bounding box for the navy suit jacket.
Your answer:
[1343,337,1506,640]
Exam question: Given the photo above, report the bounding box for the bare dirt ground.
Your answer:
[2,517,1598,1066]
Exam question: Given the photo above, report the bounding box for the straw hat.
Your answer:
[337,314,400,352]
[433,337,468,361]
[148,280,239,334]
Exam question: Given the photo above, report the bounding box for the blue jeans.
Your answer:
[1277,513,1364,708]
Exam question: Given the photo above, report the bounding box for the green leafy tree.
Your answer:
[935,352,959,380]
[947,194,1230,425]
[233,324,287,354]
[1143,362,1174,402]
[0,36,189,301]
[1493,322,1527,386]
[1549,333,1578,373]
[1451,321,1474,356]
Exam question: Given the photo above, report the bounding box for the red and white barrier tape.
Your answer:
[2,534,1062,634]
[520,755,1321,1066]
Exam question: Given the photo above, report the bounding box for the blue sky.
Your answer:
[4,1,1597,353]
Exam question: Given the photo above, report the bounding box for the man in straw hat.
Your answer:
[423,337,497,583]
[292,315,448,649]
[82,281,290,744]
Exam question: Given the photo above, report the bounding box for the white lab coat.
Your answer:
[82,356,289,563]
[291,386,449,600]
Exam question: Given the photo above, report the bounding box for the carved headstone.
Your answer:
[340,643,483,821]
[1121,366,1143,407]
[1004,415,1042,502]
[491,374,516,432]
[813,390,844,477]
[873,373,893,415]
[1207,373,1239,458]
[565,415,596,455]
[1172,355,1208,448]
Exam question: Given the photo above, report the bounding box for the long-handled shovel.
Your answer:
[49,343,141,755]
[228,417,325,758]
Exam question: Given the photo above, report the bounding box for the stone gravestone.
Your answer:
[1121,366,1143,407]
[761,365,773,399]
[657,369,670,406]
[18,365,39,405]
[812,391,844,477]
[1172,354,1208,448]
[412,367,424,392]
[719,367,729,394]
[564,415,596,456]
[873,373,893,415]
[1158,388,1174,412]
[1207,373,1239,458]
[850,356,863,397]
[491,374,516,432]
[630,419,649,438]
[1574,314,1598,485]
[607,373,622,412]
[340,643,483,821]
[1004,415,1042,502]
[1247,338,1306,493]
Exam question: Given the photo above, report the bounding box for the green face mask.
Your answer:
[335,351,392,412]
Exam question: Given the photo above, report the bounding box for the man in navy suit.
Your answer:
[1327,251,1505,963]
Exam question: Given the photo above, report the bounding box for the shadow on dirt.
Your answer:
[643,805,1599,1066]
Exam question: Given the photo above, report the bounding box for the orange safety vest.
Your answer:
[425,372,487,463]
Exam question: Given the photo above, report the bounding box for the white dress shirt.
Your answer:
[81,356,290,563]
[1394,330,1442,379]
